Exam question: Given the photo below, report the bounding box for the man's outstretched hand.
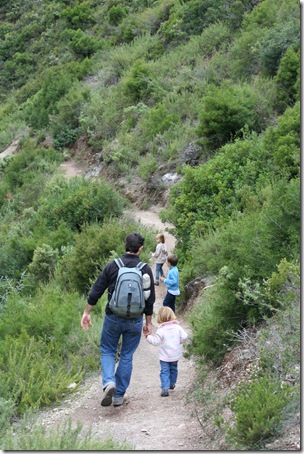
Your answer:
[81,313,92,331]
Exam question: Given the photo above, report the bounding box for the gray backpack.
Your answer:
[109,258,147,318]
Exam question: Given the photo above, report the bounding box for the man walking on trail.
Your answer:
[81,232,155,407]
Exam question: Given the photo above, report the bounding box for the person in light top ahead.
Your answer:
[151,233,168,285]
[145,306,188,397]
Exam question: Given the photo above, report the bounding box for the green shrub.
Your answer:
[165,134,272,249]
[187,276,248,365]
[37,176,125,231]
[123,61,153,102]
[60,2,95,30]
[262,102,300,178]
[228,377,292,449]
[138,155,158,182]
[259,20,299,77]
[61,29,102,57]
[196,82,268,150]
[22,69,74,129]
[139,104,180,141]
[50,82,90,149]
[0,144,61,193]
[108,5,128,26]
[28,244,59,283]
[274,47,300,111]
[0,330,83,414]
[2,417,133,450]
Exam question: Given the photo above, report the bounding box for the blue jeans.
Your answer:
[163,292,176,313]
[160,360,178,389]
[100,314,143,398]
[155,263,165,281]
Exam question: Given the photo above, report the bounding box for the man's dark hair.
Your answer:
[167,254,178,266]
[125,233,145,253]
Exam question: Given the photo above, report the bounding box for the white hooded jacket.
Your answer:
[146,320,188,362]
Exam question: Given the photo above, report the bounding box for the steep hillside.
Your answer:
[0,0,300,450]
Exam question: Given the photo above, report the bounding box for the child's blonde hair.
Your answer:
[156,233,165,243]
[157,306,176,324]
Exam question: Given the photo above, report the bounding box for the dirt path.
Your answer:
[38,205,202,450]
[0,142,203,448]
[33,162,202,449]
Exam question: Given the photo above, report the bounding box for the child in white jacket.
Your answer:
[145,306,188,396]
[151,233,168,285]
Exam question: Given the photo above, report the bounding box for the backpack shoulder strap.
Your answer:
[115,258,124,268]
[136,261,146,271]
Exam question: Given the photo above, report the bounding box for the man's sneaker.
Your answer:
[170,384,175,390]
[101,383,117,407]
[113,394,129,407]
[161,388,169,397]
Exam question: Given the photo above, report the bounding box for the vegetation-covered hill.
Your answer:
[0,0,300,450]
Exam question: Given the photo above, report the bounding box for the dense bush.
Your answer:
[274,48,300,112]
[196,82,272,150]
[228,377,292,449]
[0,283,102,415]
[37,176,125,231]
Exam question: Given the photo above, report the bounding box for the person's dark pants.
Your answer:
[163,292,176,313]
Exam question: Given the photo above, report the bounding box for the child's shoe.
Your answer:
[154,281,159,286]
[170,384,175,390]
[161,388,169,397]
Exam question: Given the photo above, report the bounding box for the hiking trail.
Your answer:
[35,163,203,450]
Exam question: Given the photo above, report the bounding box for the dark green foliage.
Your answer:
[159,0,255,45]
[23,70,74,129]
[108,5,128,25]
[0,144,62,211]
[60,2,95,30]
[165,134,271,249]
[228,377,292,448]
[123,61,153,102]
[50,83,90,149]
[38,176,125,231]
[187,277,249,364]
[61,29,103,57]
[196,83,270,150]
[274,48,300,111]
[262,102,300,178]
[259,20,299,76]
